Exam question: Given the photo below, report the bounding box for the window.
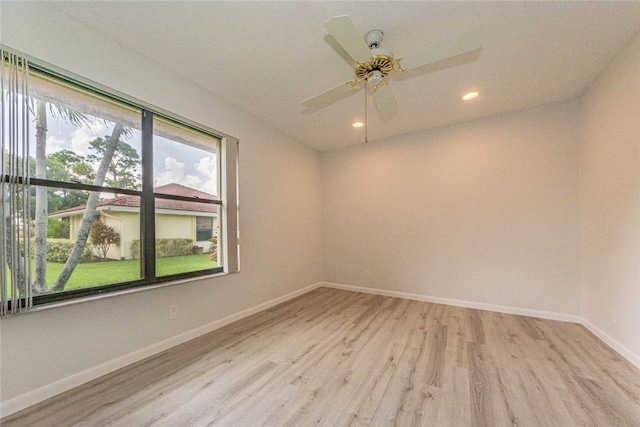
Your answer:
[196,217,214,242]
[1,50,239,313]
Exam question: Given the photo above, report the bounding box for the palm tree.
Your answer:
[50,123,125,292]
[33,100,91,292]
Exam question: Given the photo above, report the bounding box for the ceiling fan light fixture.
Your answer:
[463,91,479,101]
[367,70,383,87]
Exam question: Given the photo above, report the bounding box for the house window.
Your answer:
[196,217,214,242]
[1,50,239,312]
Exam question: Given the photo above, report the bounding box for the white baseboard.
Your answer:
[320,282,582,323]
[0,282,323,418]
[581,319,640,370]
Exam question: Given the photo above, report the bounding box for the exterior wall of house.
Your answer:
[155,214,192,241]
[101,211,139,260]
[68,215,82,243]
[65,212,217,260]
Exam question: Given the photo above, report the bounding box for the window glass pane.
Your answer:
[153,117,219,198]
[155,198,220,277]
[196,216,213,241]
[28,71,142,190]
[31,186,142,294]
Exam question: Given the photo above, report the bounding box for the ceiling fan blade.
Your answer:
[402,28,483,71]
[302,80,361,111]
[324,16,372,64]
[373,83,398,117]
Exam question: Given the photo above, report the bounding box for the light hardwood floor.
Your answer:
[3,287,640,426]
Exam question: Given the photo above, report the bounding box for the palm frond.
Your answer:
[46,102,92,128]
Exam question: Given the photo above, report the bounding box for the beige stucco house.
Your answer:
[50,183,218,260]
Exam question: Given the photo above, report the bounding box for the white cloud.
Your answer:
[163,157,185,177]
[71,121,107,156]
[194,156,216,176]
[153,156,218,195]
[45,135,69,153]
[155,157,203,190]
[194,157,218,195]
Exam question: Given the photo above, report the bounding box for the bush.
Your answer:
[20,238,94,263]
[89,221,120,261]
[161,238,193,257]
[130,238,194,259]
[47,239,94,263]
[47,217,70,239]
[131,240,141,260]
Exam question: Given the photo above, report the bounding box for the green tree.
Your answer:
[47,217,70,239]
[89,220,121,261]
[46,150,92,210]
[48,149,95,184]
[87,136,140,190]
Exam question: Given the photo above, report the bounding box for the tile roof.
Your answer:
[51,183,218,216]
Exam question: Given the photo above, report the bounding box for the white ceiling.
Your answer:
[48,1,640,151]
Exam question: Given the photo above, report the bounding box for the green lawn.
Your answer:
[45,253,217,291]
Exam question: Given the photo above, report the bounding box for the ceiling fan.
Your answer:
[302,16,482,117]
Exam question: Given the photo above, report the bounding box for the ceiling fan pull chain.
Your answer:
[364,87,368,143]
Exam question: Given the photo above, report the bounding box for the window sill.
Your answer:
[24,271,229,315]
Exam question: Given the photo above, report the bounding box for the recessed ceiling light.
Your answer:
[352,121,364,128]
[462,91,479,101]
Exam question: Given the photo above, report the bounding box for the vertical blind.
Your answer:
[1,50,33,316]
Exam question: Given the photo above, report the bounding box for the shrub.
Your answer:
[130,238,194,259]
[209,236,218,254]
[47,217,70,239]
[89,221,121,261]
[131,240,141,260]
[166,238,193,257]
[47,239,94,263]
[20,238,93,263]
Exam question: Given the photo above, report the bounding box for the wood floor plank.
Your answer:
[3,287,640,426]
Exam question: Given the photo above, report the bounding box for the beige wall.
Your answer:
[102,211,139,260]
[118,212,140,260]
[68,214,82,242]
[155,215,190,240]
[580,32,640,362]
[322,101,583,315]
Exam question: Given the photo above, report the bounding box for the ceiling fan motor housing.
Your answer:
[355,47,402,83]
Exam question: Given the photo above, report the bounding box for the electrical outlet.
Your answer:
[169,304,178,321]
[613,308,618,324]
[364,270,371,280]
